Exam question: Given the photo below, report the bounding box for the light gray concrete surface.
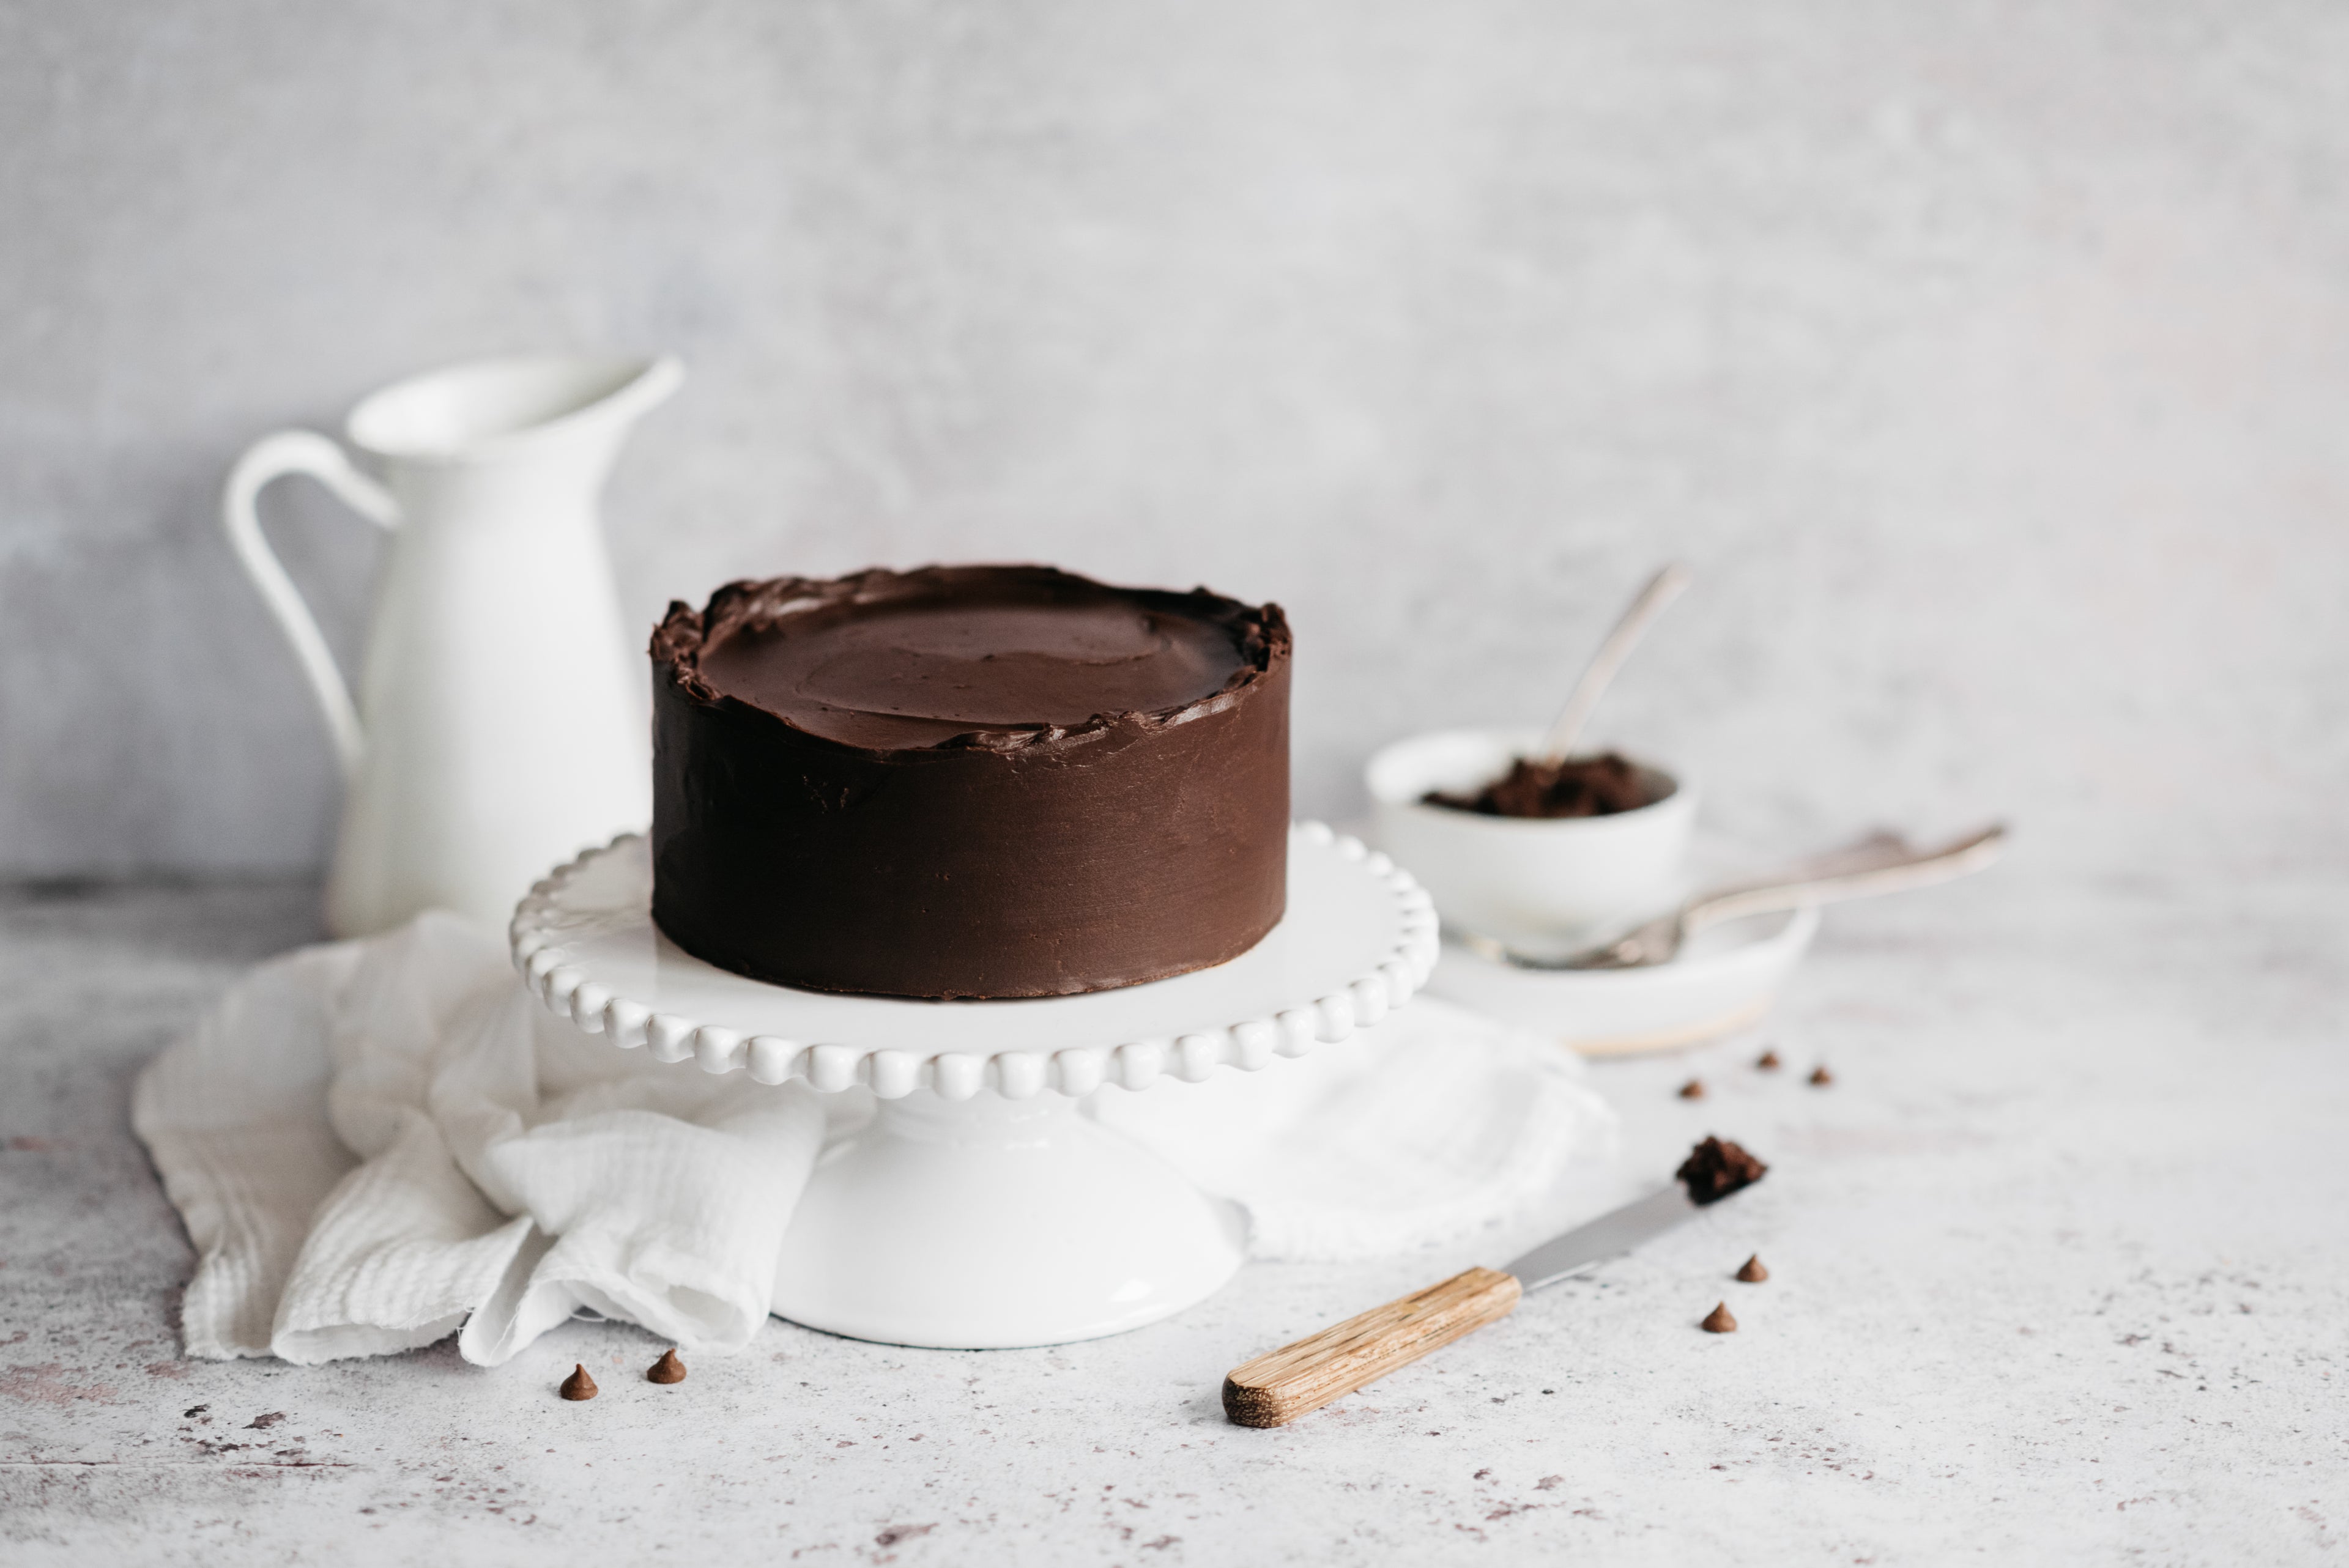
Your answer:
[3,868,2343,1564]
[6,8,2346,1559]
[4,0,2347,882]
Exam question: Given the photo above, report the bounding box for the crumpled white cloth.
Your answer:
[133,914,1614,1366]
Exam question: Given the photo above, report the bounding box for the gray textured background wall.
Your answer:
[4,1,2343,882]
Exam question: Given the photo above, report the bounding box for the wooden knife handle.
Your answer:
[1222,1266,1523,1429]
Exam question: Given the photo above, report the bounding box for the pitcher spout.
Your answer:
[346,353,683,468]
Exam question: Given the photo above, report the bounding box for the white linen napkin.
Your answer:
[133,914,1613,1366]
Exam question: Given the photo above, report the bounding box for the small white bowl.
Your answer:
[1367,728,1697,946]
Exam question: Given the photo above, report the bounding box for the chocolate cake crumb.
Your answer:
[1675,1136,1768,1205]
[1701,1301,1738,1334]
[1678,1078,1705,1100]
[1736,1254,1769,1284]
[1423,753,1659,819]
[1756,1049,1781,1070]
[1809,1065,1833,1087]
[559,1364,598,1401]
[648,1348,687,1385]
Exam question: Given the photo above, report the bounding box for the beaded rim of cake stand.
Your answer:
[508,822,1441,1101]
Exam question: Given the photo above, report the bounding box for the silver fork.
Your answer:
[1448,824,2008,971]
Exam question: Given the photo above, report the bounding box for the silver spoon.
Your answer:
[1537,562,1692,764]
[1450,823,2007,971]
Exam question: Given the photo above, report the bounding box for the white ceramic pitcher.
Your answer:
[223,353,680,937]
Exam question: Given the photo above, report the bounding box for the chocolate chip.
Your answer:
[647,1348,686,1385]
[1678,1079,1705,1100]
[1809,1065,1833,1087]
[1756,1049,1781,1070]
[559,1364,598,1401]
[1675,1136,1769,1204]
[1736,1254,1768,1284]
[1701,1302,1738,1333]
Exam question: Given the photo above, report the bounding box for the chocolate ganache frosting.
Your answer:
[650,565,1291,999]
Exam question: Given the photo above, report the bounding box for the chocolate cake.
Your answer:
[649,565,1291,999]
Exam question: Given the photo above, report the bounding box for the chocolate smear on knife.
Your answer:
[560,1364,598,1401]
[1736,1254,1769,1284]
[647,1348,686,1385]
[1675,1137,1767,1205]
[1701,1302,1738,1333]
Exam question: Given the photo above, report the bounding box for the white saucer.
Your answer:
[1422,905,1819,1056]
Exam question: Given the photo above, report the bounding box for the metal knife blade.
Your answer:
[1502,1186,1701,1292]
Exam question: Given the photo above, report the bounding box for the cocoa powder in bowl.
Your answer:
[1423,752,1664,819]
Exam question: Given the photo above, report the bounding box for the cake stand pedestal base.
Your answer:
[772,1089,1245,1348]
[510,823,1437,1351]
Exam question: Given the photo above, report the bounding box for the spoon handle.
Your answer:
[1680,824,2008,935]
[1538,563,1691,764]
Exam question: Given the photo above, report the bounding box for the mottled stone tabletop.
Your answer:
[1,871,2342,1565]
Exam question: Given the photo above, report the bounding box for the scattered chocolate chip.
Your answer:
[1678,1078,1705,1100]
[245,1411,286,1430]
[1756,1049,1781,1070]
[1675,1136,1768,1205]
[1701,1301,1738,1334]
[1809,1065,1833,1087]
[647,1348,686,1385]
[1422,753,1661,818]
[1736,1254,1769,1284]
[182,1404,209,1419]
[559,1364,598,1401]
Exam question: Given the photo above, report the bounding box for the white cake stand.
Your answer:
[509,822,1438,1350]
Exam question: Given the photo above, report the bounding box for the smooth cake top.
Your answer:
[653,564,1289,751]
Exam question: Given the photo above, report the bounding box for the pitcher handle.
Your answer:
[221,431,399,782]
